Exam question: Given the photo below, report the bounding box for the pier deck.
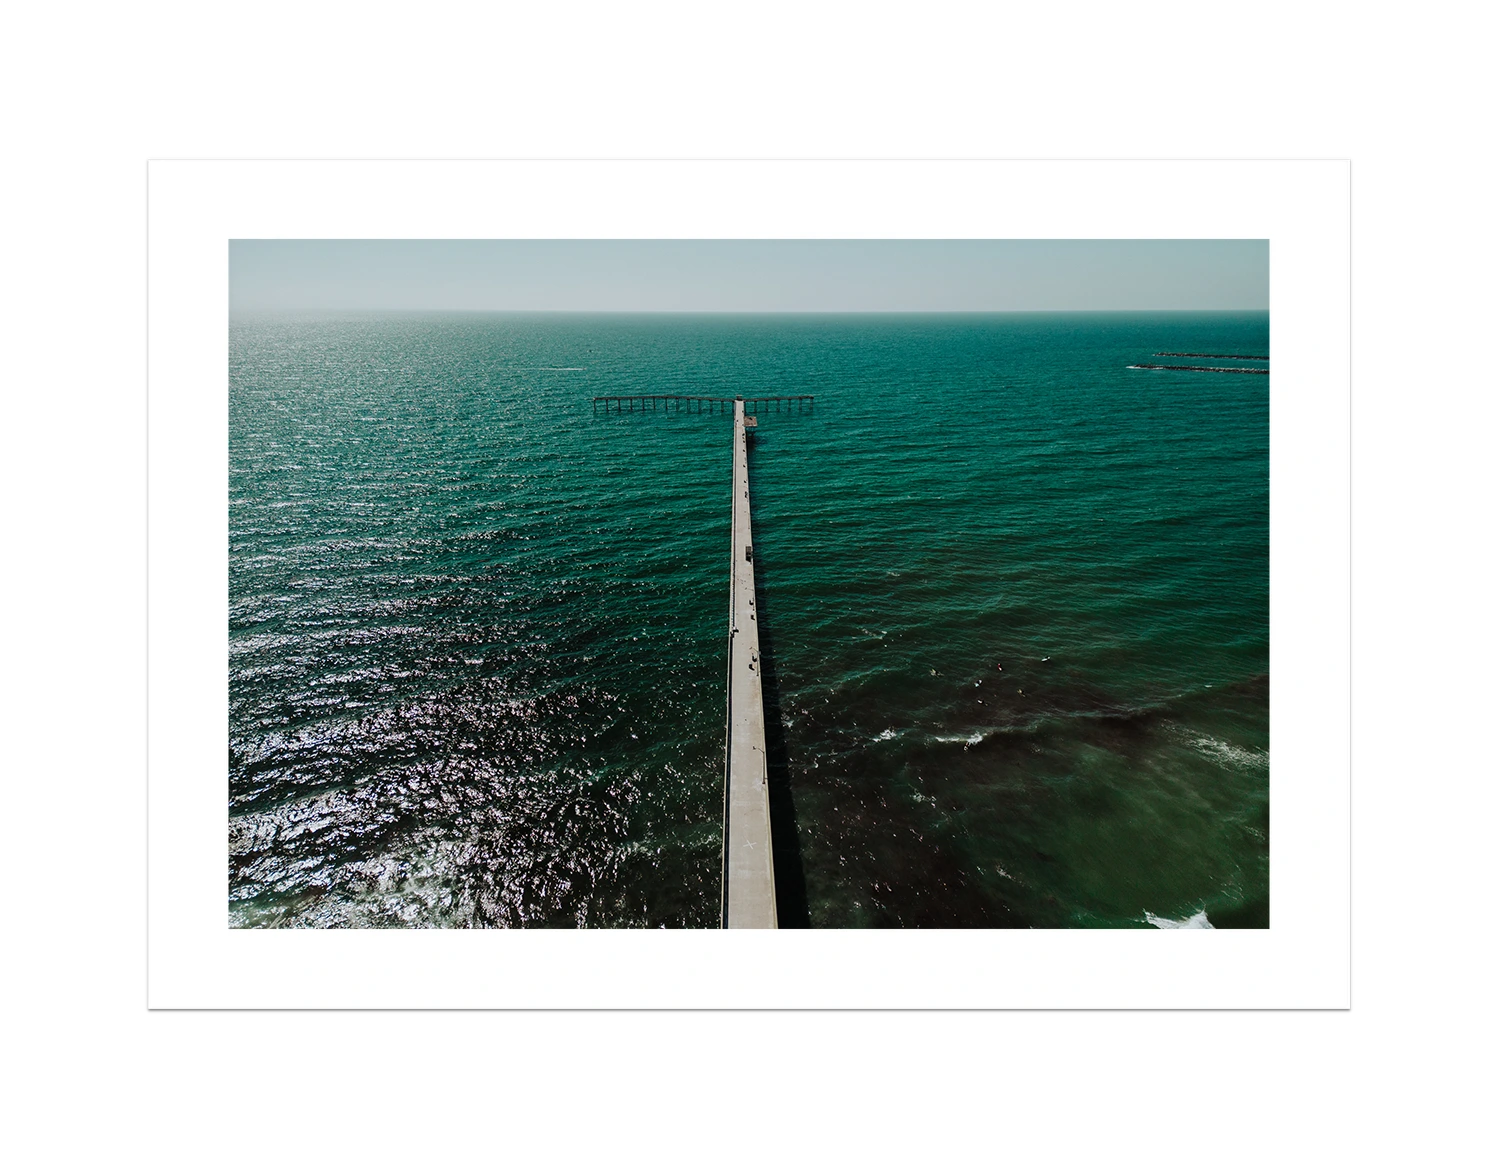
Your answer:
[722,399,777,928]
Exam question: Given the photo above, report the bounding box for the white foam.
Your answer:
[1186,733,1268,771]
[1144,909,1215,929]
[874,728,898,741]
[932,731,985,747]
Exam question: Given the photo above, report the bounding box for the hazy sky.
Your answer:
[229,239,1268,313]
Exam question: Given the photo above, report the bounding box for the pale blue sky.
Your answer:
[229,239,1268,313]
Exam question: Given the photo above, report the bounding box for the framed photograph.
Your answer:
[148,160,1349,1007]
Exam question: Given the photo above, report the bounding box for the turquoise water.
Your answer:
[229,312,1268,928]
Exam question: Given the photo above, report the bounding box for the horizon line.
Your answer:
[229,306,1270,316]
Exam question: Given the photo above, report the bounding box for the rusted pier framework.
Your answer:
[1128,363,1269,375]
[592,395,814,414]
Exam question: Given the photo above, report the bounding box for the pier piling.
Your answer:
[591,394,813,414]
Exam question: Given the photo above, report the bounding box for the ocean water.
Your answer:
[229,312,1269,928]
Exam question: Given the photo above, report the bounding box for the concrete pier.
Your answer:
[721,399,777,928]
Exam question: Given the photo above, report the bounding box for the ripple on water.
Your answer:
[231,311,1268,928]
